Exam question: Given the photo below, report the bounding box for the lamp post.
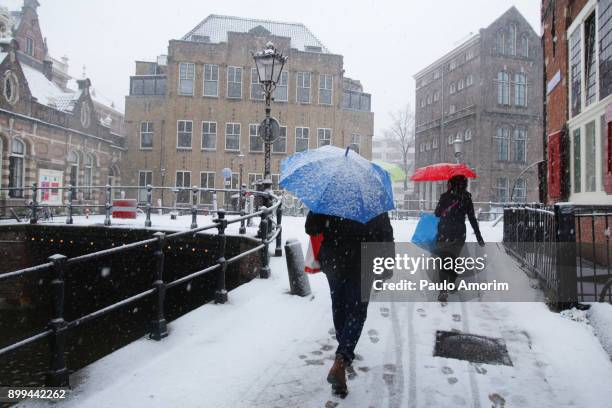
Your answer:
[452,135,463,163]
[238,153,246,234]
[252,42,288,194]
[160,167,166,204]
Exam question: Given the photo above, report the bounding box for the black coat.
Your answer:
[434,190,482,245]
[305,212,394,274]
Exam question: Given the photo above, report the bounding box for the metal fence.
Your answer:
[503,203,612,307]
[0,184,282,387]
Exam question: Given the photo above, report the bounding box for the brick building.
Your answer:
[413,7,543,211]
[0,0,124,209]
[122,15,373,207]
[542,0,612,204]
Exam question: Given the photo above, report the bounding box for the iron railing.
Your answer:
[0,185,282,387]
[503,203,612,307]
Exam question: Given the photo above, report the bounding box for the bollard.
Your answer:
[284,239,312,297]
[104,184,112,226]
[247,195,255,227]
[554,203,578,311]
[212,193,218,212]
[259,208,271,279]
[215,209,228,303]
[145,185,152,227]
[150,232,168,340]
[30,183,38,224]
[66,185,74,225]
[46,254,69,387]
[191,186,198,229]
[274,206,283,256]
[157,198,162,216]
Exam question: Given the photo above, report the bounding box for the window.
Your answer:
[455,131,463,143]
[201,121,216,150]
[573,128,581,193]
[420,98,426,108]
[25,37,33,56]
[295,127,309,152]
[432,137,439,148]
[514,178,526,202]
[496,177,509,203]
[250,68,264,100]
[496,30,506,54]
[178,62,195,95]
[495,127,510,161]
[248,173,263,189]
[297,72,311,103]
[342,91,371,111]
[199,172,215,204]
[508,24,517,56]
[425,140,431,151]
[204,64,219,97]
[176,171,191,204]
[177,120,193,149]
[449,104,456,114]
[319,74,333,105]
[585,120,596,191]
[570,28,582,117]
[497,71,510,105]
[447,134,454,145]
[223,173,239,207]
[433,90,440,102]
[84,154,94,200]
[457,79,464,90]
[514,73,527,107]
[585,13,597,106]
[464,128,472,141]
[138,171,152,202]
[227,66,242,99]
[271,174,280,191]
[274,71,288,102]
[449,59,456,70]
[140,122,153,149]
[225,123,240,151]
[433,69,441,80]
[317,128,332,147]
[514,128,526,162]
[419,142,425,152]
[130,76,166,96]
[273,126,287,153]
[520,35,529,57]
[427,94,432,104]
[67,151,79,187]
[449,82,456,94]
[466,49,474,60]
[599,0,612,99]
[350,133,361,154]
[3,71,18,104]
[466,74,473,86]
[8,139,25,198]
[249,124,263,152]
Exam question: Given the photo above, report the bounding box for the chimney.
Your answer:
[77,78,91,92]
[42,59,53,81]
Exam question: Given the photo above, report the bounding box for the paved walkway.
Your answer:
[19,219,612,408]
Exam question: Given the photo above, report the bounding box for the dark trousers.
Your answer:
[324,269,369,364]
[436,241,464,286]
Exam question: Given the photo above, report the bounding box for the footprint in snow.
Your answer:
[382,363,396,385]
[417,307,427,317]
[441,366,454,375]
[368,329,380,343]
[379,306,390,317]
[447,377,458,384]
[452,314,462,322]
[305,359,325,366]
[489,393,506,408]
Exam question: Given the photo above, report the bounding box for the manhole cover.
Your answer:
[433,330,513,366]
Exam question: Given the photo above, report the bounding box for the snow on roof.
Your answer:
[2,0,24,12]
[0,52,7,62]
[182,14,329,53]
[21,63,79,112]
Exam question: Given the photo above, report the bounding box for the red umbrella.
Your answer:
[411,163,477,181]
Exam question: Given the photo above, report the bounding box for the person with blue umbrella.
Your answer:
[280,145,395,398]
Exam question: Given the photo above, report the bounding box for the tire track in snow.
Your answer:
[460,300,482,408]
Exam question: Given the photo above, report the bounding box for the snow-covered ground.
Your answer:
[16,216,612,408]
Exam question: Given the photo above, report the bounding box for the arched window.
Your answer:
[494,127,510,161]
[427,94,432,104]
[457,78,465,90]
[84,154,94,199]
[465,128,472,141]
[508,24,517,56]
[514,73,527,106]
[496,30,506,54]
[514,128,527,162]
[433,90,440,102]
[466,74,474,87]
[67,150,79,187]
[449,82,456,94]
[520,34,529,57]
[3,71,19,105]
[8,138,25,198]
[497,71,510,105]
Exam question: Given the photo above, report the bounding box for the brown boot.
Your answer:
[327,355,348,398]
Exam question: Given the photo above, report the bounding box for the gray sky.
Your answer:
[32,0,540,135]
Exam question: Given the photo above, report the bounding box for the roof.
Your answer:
[21,63,79,112]
[413,33,480,79]
[182,14,329,53]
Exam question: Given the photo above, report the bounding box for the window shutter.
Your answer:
[548,131,563,199]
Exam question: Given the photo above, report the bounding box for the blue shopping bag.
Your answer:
[411,213,439,252]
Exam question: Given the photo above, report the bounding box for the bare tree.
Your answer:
[385,104,415,191]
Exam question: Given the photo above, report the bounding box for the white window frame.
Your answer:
[227,66,243,99]
[317,128,332,147]
[273,71,289,102]
[140,121,153,150]
[296,72,311,104]
[350,133,361,154]
[249,123,263,152]
[201,121,217,150]
[319,74,333,105]
[8,138,25,198]
[199,171,216,205]
[138,170,153,202]
[272,126,287,153]
[177,120,193,149]
[203,64,219,97]
[295,127,310,152]
[175,170,192,204]
[250,67,265,101]
[225,122,241,151]
[178,62,195,96]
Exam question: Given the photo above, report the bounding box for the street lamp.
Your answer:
[238,153,246,234]
[453,134,463,163]
[252,42,288,188]
[160,167,166,204]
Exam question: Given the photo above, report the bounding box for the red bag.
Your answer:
[305,234,323,273]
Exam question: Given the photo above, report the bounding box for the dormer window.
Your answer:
[3,71,18,105]
[25,37,33,56]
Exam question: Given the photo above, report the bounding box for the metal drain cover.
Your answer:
[433,330,513,366]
